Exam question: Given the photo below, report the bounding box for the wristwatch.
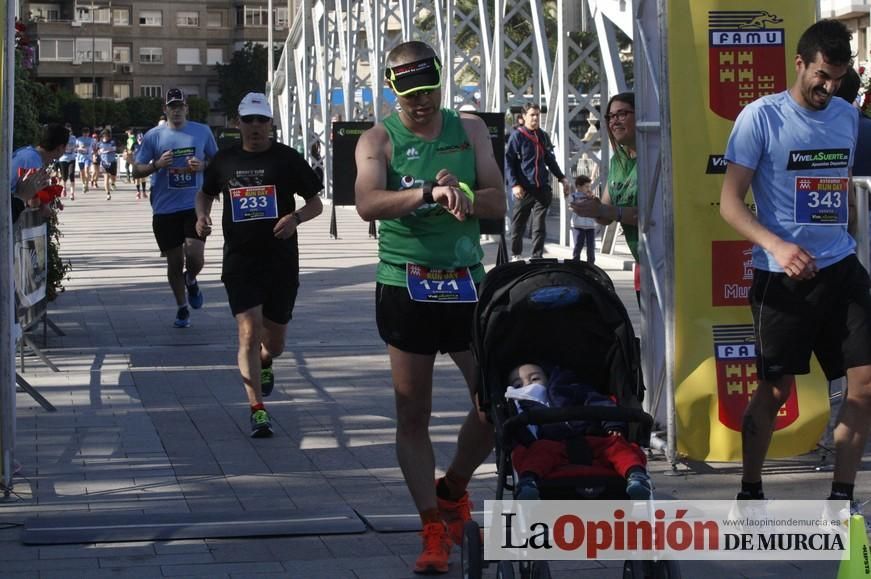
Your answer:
[422,181,435,204]
[292,212,303,226]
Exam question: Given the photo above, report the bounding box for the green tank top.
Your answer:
[377,109,484,287]
[608,152,639,261]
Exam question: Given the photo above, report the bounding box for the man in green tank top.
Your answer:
[355,40,505,575]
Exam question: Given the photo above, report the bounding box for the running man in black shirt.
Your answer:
[195,92,324,437]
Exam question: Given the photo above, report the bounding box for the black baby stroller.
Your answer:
[462,259,681,579]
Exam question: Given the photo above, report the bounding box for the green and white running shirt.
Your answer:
[377,109,484,287]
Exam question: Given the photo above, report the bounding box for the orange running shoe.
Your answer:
[414,521,451,574]
[436,483,472,545]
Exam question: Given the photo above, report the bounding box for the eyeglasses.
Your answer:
[605,110,634,123]
[240,115,271,124]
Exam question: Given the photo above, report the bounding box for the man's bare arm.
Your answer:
[461,114,507,220]
[355,125,437,221]
[720,162,816,278]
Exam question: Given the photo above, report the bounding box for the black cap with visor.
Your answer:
[385,56,442,96]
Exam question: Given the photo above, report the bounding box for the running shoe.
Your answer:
[260,367,275,397]
[186,277,204,309]
[515,475,540,500]
[173,306,191,328]
[106,193,111,201]
[436,480,472,545]
[413,521,451,574]
[626,471,653,500]
[250,409,273,438]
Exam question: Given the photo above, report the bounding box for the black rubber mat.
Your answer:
[21,506,366,544]
[356,507,484,533]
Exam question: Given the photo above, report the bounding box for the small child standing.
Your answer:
[568,175,597,263]
[506,363,652,500]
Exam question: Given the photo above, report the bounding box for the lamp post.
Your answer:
[91,0,96,126]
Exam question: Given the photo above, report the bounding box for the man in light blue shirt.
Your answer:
[133,88,218,328]
[721,19,871,506]
[11,123,69,223]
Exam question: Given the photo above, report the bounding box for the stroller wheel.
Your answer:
[652,560,682,579]
[461,520,483,579]
[622,559,680,578]
[622,560,653,578]
[496,560,515,579]
[531,560,552,579]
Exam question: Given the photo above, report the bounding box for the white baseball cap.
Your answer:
[238,92,273,118]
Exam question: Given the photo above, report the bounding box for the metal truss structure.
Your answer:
[271,1,631,235]
[271,0,676,466]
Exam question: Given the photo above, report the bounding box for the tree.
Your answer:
[14,20,71,300]
[215,42,277,120]
[186,96,210,123]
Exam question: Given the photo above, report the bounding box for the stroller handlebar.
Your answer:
[502,405,654,443]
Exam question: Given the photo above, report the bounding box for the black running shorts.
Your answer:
[750,254,871,381]
[58,160,75,182]
[151,209,203,253]
[375,282,477,355]
[222,247,300,324]
[101,161,117,176]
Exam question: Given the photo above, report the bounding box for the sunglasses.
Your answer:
[240,115,271,124]
[605,110,634,123]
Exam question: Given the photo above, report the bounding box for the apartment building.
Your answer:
[24,0,298,125]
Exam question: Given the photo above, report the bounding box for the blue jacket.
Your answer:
[505,126,565,190]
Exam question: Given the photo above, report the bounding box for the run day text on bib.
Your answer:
[406,263,478,303]
[794,176,848,225]
[230,185,278,222]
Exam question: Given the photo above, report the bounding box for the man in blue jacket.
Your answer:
[505,102,570,259]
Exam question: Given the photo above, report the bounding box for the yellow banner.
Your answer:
[668,1,829,461]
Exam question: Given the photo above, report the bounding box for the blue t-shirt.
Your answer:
[135,121,218,215]
[98,139,117,164]
[59,135,77,163]
[11,146,43,194]
[75,136,94,165]
[725,91,858,271]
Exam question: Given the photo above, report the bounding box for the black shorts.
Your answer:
[750,254,871,381]
[375,282,477,355]
[58,160,75,182]
[101,161,117,176]
[222,247,300,324]
[152,209,203,253]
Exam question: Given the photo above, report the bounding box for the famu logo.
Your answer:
[787,149,850,170]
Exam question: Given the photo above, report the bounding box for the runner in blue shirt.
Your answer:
[57,122,77,200]
[720,19,871,506]
[133,88,218,328]
[75,127,95,194]
[97,129,118,200]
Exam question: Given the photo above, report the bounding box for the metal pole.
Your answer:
[267,0,274,90]
[1,0,18,492]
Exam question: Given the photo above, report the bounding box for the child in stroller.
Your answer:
[506,362,652,500]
